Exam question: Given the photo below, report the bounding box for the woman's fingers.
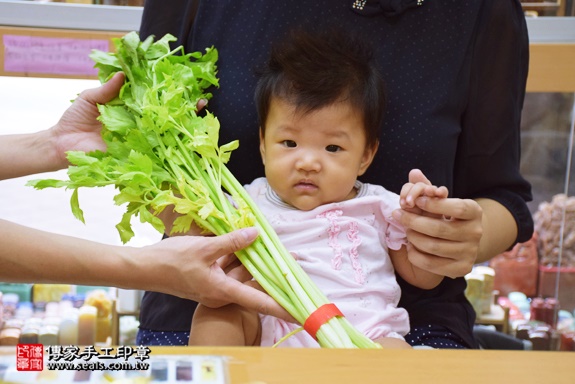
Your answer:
[78,71,125,105]
[224,259,254,282]
[414,196,482,222]
[405,242,475,279]
[196,98,207,111]
[209,276,296,323]
[196,228,295,322]
[394,197,483,278]
[397,202,482,243]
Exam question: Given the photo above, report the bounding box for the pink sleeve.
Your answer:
[372,186,407,251]
[385,213,407,251]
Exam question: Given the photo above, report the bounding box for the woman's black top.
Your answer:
[137,0,533,349]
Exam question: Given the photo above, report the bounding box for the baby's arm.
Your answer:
[389,246,444,289]
[389,179,449,289]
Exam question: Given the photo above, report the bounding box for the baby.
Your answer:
[189,29,447,348]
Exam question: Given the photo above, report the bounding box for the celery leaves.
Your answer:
[27,32,382,349]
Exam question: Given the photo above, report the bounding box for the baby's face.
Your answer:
[259,97,376,211]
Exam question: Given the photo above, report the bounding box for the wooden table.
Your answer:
[152,346,574,384]
[1,346,573,383]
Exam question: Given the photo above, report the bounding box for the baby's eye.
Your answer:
[325,145,341,153]
[282,140,297,148]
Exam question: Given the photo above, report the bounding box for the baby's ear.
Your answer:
[358,141,378,176]
[258,127,266,165]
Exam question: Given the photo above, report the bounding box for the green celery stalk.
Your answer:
[27,32,381,349]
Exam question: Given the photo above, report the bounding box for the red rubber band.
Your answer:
[303,303,344,340]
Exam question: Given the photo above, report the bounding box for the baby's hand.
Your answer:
[400,169,448,210]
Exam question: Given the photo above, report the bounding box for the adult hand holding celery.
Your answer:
[27,32,381,349]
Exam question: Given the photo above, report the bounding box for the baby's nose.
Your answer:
[295,152,321,172]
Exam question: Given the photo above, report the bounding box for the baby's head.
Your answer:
[255,28,386,210]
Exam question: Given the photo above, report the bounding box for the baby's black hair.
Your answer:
[254,28,386,149]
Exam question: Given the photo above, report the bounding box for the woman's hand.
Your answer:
[393,169,483,279]
[49,72,125,167]
[0,73,126,180]
[140,227,295,323]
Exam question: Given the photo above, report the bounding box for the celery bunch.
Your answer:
[28,32,381,349]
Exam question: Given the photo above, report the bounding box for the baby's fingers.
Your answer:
[424,185,448,199]
[408,169,431,185]
[401,182,437,208]
[400,183,420,208]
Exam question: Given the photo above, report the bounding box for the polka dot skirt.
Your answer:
[405,325,469,349]
[136,329,190,346]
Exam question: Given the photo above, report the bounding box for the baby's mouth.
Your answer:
[294,180,318,192]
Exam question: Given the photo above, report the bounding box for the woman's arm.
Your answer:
[1,217,243,302]
[474,198,517,263]
[0,128,61,180]
[0,72,124,180]
[1,219,292,320]
[392,0,533,279]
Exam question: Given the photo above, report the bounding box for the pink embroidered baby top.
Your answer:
[244,177,410,347]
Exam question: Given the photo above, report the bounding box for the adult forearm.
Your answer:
[0,219,140,288]
[475,198,518,264]
[0,130,63,180]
